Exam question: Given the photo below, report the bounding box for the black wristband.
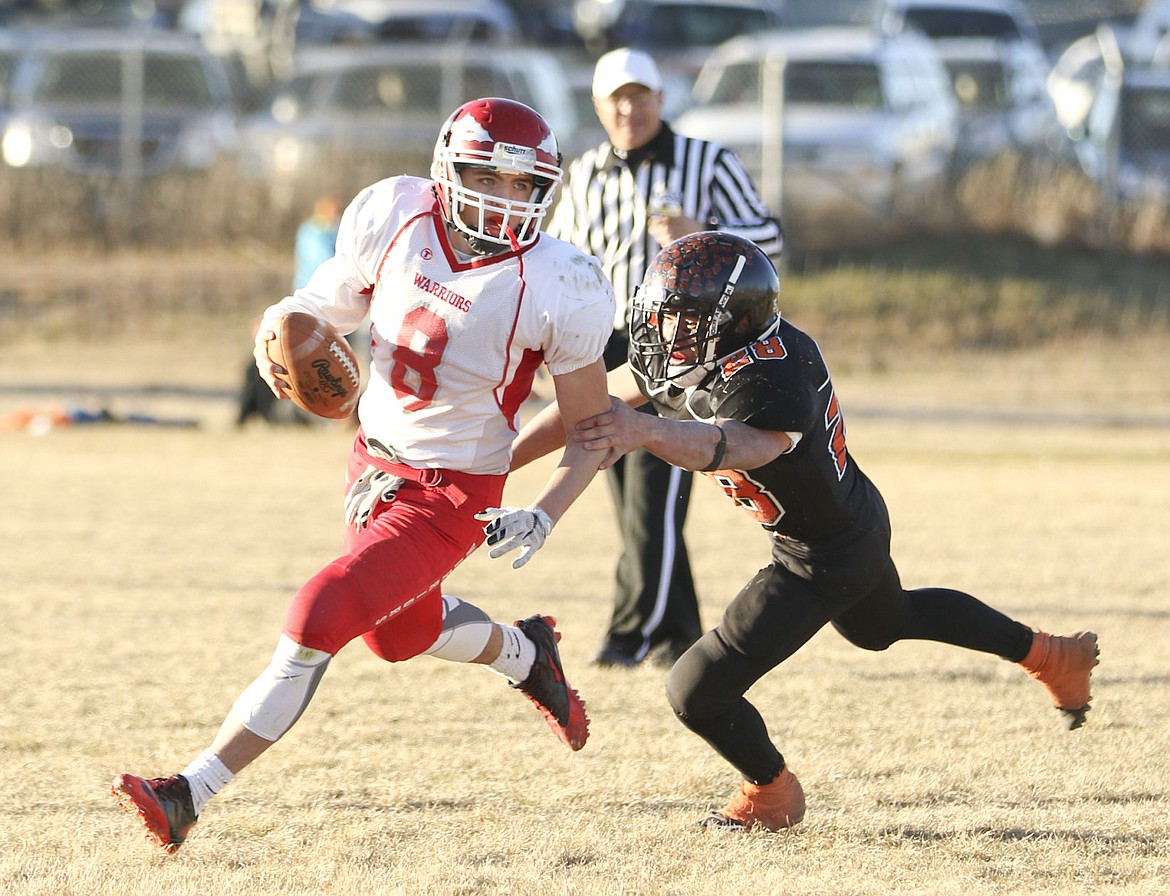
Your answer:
[700,424,727,472]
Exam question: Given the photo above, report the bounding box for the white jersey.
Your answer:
[261,176,615,475]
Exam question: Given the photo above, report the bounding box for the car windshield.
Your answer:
[321,62,518,115]
[31,52,214,107]
[633,5,772,48]
[1121,86,1170,153]
[945,59,1008,108]
[331,66,442,112]
[787,62,883,107]
[374,13,504,42]
[902,9,1021,40]
[707,60,883,107]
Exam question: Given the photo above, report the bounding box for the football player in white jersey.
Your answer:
[112,98,616,854]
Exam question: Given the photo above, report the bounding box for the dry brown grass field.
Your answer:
[2,315,1169,895]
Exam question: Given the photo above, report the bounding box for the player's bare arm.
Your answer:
[509,363,645,471]
[479,359,612,569]
[524,358,612,522]
[575,403,792,473]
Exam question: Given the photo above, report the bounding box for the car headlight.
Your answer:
[272,135,307,176]
[2,118,71,167]
[2,123,34,167]
[176,120,221,169]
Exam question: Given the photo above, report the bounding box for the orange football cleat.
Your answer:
[1019,630,1100,730]
[701,767,806,832]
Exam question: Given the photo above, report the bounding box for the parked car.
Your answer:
[573,0,785,51]
[1076,65,1170,207]
[1046,25,1126,139]
[358,0,516,42]
[934,36,1071,174]
[675,26,959,250]
[182,0,520,44]
[875,0,1042,46]
[238,43,581,210]
[182,0,522,96]
[571,0,786,117]
[1126,0,1170,67]
[0,28,240,177]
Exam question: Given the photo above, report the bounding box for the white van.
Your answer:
[675,26,959,250]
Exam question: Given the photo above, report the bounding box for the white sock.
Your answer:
[181,749,235,816]
[488,624,536,684]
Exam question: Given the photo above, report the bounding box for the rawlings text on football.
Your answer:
[271,312,361,419]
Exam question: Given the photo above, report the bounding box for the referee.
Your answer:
[547,48,783,668]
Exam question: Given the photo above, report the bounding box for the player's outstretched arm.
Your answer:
[480,360,618,568]
[510,364,645,472]
[574,406,793,473]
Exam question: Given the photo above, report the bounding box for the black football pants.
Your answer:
[665,554,1034,784]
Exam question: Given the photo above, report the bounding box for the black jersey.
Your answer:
[637,318,888,550]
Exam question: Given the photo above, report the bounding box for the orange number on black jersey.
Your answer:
[753,335,787,359]
[706,469,785,527]
[392,305,449,410]
[720,335,787,378]
[824,389,848,480]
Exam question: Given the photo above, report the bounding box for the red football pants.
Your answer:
[282,439,506,662]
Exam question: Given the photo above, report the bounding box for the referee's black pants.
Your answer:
[600,419,703,664]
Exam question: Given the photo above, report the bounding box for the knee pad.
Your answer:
[231,635,332,742]
[421,595,494,663]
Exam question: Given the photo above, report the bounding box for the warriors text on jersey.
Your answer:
[262,176,616,475]
[635,317,888,553]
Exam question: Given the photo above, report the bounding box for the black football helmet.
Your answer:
[629,231,780,387]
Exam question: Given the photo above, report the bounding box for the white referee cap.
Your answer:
[592,48,663,98]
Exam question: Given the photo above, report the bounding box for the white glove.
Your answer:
[475,506,554,569]
[344,465,405,531]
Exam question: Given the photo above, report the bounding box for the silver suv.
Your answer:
[0,28,239,177]
[238,43,581,211]
[675,26,958,250]
[571,0,786,118]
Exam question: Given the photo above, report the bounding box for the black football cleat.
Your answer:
[512,615,590,751]
[112,773,198,854]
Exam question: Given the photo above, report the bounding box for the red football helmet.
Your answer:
[431,97,562,250]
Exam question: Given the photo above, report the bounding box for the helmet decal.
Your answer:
[449,116,493,147]
[630,232,780,388]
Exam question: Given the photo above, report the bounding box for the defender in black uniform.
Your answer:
[511,232,1100,833]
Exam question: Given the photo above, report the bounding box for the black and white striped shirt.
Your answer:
[547,123,783,331]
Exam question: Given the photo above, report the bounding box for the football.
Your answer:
[270,311,361,419]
